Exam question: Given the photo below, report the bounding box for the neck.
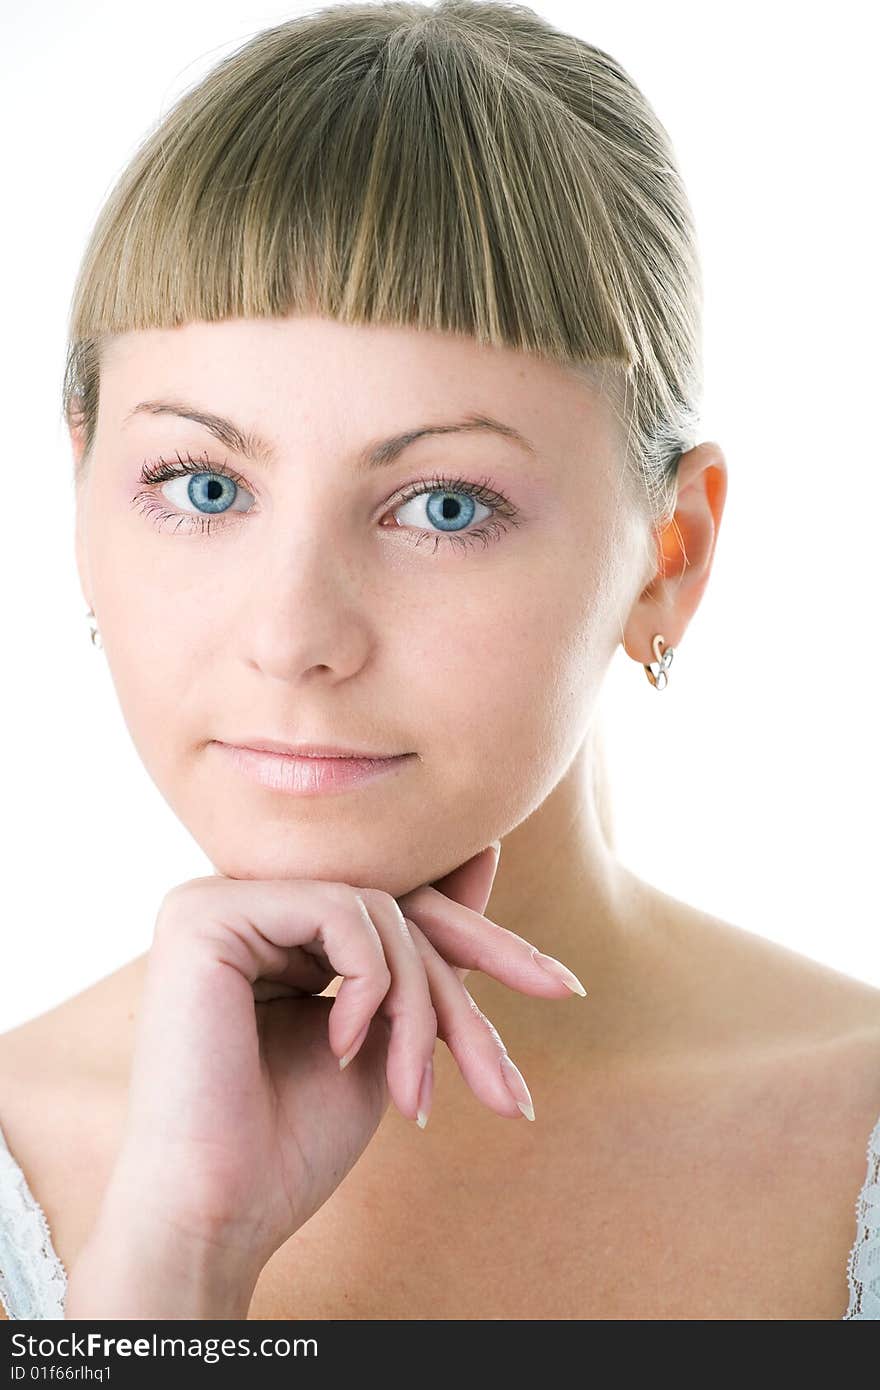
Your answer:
[466,722,661,1071]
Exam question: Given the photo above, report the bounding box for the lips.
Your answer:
[214,741,414,796]
[217,737,405,759]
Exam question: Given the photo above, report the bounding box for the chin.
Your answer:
[203,843,435,901]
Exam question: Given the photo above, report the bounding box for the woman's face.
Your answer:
[75,314,650,894]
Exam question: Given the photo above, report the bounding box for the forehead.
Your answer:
[99,313,620,464]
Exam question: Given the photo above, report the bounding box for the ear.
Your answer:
[621,441,728,667]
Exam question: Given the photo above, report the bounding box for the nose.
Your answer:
[235,531,375,683]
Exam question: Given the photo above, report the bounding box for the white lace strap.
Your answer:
[0,1122,68,1319]
[844,1112,880,1318]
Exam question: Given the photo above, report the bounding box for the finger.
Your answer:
[410,841,502,983]
[161,877,396,1065]
[398,884,587,999]
[350,890,438,1124]
[406,919,534,1121]
[251,953,335,1002]
[420,841,502,915]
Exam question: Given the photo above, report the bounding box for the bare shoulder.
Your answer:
[0,1003,122,1154]
[0,951,146,1098]
[656,879,880,1158]
[627,871,880,1140]
[0,997,128,1287]
[638,871,880,1046]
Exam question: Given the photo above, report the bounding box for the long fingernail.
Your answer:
[531,948,587,997]
[416,1059,433,1129]
[499,1054,535,1121]
[339,1021,370,1070]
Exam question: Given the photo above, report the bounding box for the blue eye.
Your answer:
[131,452,520,554]
[398,488,486,532]
[167,471,252,515]
[133,451,253,531]
[384,472,522,554]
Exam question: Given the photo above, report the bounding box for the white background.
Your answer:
[1,0,877,1031]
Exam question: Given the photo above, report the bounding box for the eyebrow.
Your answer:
[122,399,537,470]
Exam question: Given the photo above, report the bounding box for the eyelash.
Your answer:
[130,449,522,555]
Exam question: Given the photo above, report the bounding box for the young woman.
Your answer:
[1,0,878,1321]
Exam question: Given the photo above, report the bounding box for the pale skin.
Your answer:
[2,313,880,1319]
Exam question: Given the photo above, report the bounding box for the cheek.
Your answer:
[88,528,204,776]
[409,567,606,813]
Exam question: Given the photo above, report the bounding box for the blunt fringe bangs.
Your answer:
[62,0,704,537]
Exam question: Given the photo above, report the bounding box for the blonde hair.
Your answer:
[62,0,706,849]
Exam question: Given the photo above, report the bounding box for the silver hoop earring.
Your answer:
[643,634,674,690]
[86,608,103,650]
